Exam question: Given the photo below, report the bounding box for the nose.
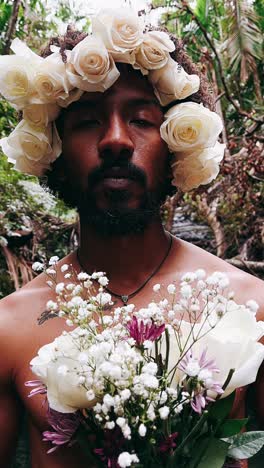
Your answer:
[98,113,134,162]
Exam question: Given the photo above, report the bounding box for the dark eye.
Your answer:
[75,119,101,129]
[130,119,153,127]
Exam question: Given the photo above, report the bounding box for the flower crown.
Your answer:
[0,8,225,191]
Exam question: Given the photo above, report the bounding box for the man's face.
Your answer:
[58,67,171,235]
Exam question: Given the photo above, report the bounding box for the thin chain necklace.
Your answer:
[77,234,173,305]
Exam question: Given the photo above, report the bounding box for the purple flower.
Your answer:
[25,379,47,398]
[43,408,80,453]
[94,427,126,467]
[127,316,165,346]
[223,458,242,467]
[158,432,178,455]
[179,349,224,414]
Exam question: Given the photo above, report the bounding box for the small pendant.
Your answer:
[121,295,129,304]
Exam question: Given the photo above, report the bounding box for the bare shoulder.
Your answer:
[0,251,76,381]
[0,274,50,376]
[175,238,264,315]
[0,250,77,334]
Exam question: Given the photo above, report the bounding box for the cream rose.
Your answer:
[92,8,144,63]
[1,120,61,165]
[33,52,72,103]
[0,38,44,108]
[160,102,223,152]
[149,58,200,106]
[14,156,51,177]
[23,103,60,127]
[10,37,43,64]
[31,331,96,413]
[67,35,120,92]
[171,141,225,191]
[0,56,39,108]
[57,88,83,108]
[168,300,264,398]
[134,31,175,75]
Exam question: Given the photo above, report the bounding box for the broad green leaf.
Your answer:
[188,436,213,468]
[224,431,264,459]
[195,0,210,26]
[207,392,236,422]
[196,438,229,468]
[217,418,248,437]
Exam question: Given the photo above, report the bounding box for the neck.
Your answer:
[77,218,170,292]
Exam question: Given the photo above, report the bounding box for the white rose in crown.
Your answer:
[149,58,200,106]
[57,87,84,108]
[30,330,96,413]
[168,301,264,397]
[0,38,44,108]
[33,51,72,103]
[134,31,175,75]
[171,141,225,191]
[160,101,223,152]
[12,155,51,176]
[66,35,120,92]
[23,103,60,127]
[0,120,61,164]
[92,8,144,63]
[0,55,39,108]
[0,7,225,186]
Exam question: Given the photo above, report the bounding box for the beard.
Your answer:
[79,161,164,236]
[58,160,168,237]
[78,190,161,237]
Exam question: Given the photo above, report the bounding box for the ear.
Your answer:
[165,151,175,184]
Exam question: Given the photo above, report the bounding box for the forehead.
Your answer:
[69,67,161,110]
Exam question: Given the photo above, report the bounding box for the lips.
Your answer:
[96,167,136,190]
[99,177,134,190]
[102,167,133,180]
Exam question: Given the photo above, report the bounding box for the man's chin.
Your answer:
[78,200,160,237]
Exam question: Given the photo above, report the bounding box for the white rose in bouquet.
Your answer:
[160,102,223,152]
[134,31,175,75]
[171,141,225,191]
[31,331,95,413]
[92,8,144,63]
[148,58,200,106]
[67,35,120,92]
[169,301,264,398]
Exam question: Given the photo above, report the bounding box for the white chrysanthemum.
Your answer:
[138,423,147,437]
[159,406,170,419]
[246,300,259,315]
[118,452,139,467]
[32,261,44,272]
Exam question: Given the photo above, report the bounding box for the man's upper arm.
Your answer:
[0,382,22,464]
[0,303,22,466]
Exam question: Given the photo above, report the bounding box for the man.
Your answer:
[0,11,263,468]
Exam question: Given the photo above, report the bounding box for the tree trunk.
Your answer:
[197,195,227,258]
[3,0,22,55]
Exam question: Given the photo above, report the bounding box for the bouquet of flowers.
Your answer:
[28,258,264,467]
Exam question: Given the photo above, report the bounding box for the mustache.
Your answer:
[87,160,147,189]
